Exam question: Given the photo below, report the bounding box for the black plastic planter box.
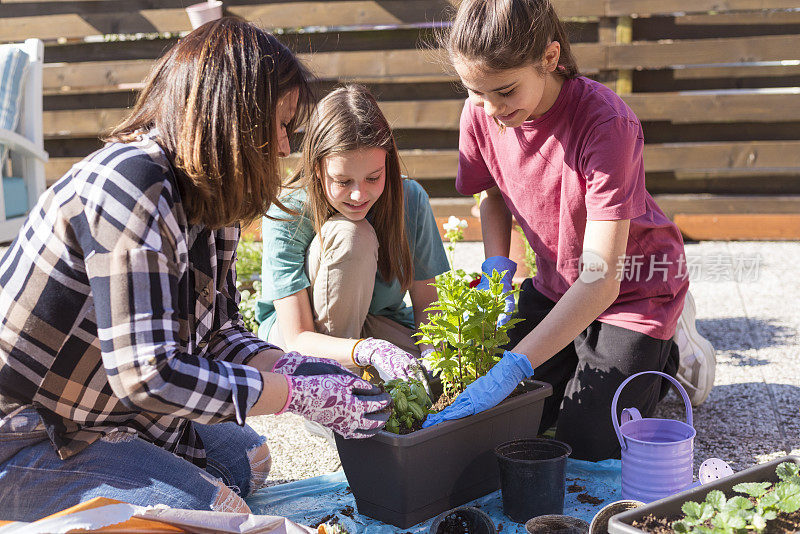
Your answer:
[334,379,552,528]
[608,455,800,533]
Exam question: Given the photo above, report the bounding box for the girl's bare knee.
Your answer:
[247,441,272,493]
[211,480,251,514]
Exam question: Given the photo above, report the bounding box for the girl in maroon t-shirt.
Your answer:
[423,0,715,460]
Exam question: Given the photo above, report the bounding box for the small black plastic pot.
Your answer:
[429,506,496,534]
[608,455,800,533]
[494,438,572,523]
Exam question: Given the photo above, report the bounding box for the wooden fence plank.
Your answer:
[44,109,128,138]
[608,34,800,70]
[674,214,800,240]
[675,11,800,26]
[623,90,800,123]
[1,0,606,43]
[378,100,463,131]
[42,90,800,139]
[382,92,800,128]
[40,51,452,94]
[671,63,800,80]
[1,2,454,42]
[5,0,798,28]
[644,141,800,173]
[41,32,799,95]
[397,143,800,176]
[607,0,800,17]
[43,60,152,94]
[1,12,185,43]
[41,45,606,94]
[48,142,800,183]
[653,194,800,216]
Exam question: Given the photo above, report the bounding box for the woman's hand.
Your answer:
[353,338,421,381]
[271,352,352,376]
[280,372,391,439]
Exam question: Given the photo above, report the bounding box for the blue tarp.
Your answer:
[247,459,622,533]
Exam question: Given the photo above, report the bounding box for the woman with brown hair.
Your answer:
[257,85,449,390]
[0,19,390,521]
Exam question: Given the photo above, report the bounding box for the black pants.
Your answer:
[506,279,680,461]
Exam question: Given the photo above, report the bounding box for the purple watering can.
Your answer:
[612,370,696,503]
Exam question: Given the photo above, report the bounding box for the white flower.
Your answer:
[443,215,461,232]
[443,215,468,232]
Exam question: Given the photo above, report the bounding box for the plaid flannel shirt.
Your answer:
[0,132,271,466]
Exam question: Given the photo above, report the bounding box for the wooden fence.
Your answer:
[2,0,800,239]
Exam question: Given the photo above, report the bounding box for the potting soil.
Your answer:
[247,458,622,533]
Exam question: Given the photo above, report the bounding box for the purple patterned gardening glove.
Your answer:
[279,373,392,439]
[271,352,351,376]
[353,338,420,381]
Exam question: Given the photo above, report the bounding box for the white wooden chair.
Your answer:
[0,38,48,243]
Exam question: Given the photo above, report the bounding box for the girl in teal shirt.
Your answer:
[257,85,449,382]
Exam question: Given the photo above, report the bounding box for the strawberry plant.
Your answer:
[672,462,800,533]
[414,269,521,397]
[384,378,433,434]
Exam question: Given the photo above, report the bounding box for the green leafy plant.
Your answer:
[384,378,433,434]
[235,237,263,334]
[415,269,522,396]
[515,224,537,279]
[672,462,800,533]
[237,280,261,335]
[236,236,263,291]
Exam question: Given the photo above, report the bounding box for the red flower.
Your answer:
[469,276,481,288]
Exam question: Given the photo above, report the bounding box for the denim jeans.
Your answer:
[0,407,267,522]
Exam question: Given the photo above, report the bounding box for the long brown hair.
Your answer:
[287,85,413,290]
[446,0,579,78]
[106,17,313,228]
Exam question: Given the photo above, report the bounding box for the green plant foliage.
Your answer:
[384,378,433,434]
[414,269,522,396]
[672,462,800,533]
[236,236,264,286]
[237,280,261,335]
[514,224,537,278]
[234,237,264,334]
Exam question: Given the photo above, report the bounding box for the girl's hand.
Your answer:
[477,256,517,326]
[353,338,421,381]
[279,373,391,439]
[422,350,534,428]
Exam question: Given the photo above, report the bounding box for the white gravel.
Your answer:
[249,413,342,486]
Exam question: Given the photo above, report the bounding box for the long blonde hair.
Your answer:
[106,18,313,228]
[288,85,413,290]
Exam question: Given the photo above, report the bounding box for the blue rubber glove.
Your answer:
[476,256,517,326]
[422,350,534,428]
